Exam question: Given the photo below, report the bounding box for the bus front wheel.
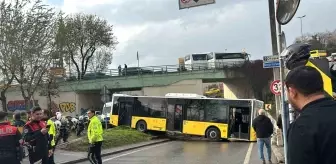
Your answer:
[206,127,220,141]
[136,120,147,132]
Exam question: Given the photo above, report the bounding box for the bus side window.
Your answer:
[148,98,166,118]
[207,54,213,60]
[112,104,119,115]
[204,100,228,123]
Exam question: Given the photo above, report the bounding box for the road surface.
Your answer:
[77,141,276,164]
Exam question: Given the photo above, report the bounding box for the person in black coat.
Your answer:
[252,109,274,164]
[285,66,336,164]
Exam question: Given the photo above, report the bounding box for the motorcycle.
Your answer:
[75,116,88,136]
[55,117,70,145]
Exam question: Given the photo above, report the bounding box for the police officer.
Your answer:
[0,111,23,164]
[23,106,50,164]
[87,110,103,164]
[42,109,56,164]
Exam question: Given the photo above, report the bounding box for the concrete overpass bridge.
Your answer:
[59,64,243,91]
[5,63,255,115]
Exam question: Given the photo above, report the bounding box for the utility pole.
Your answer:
[297,15,306,38]
[268,0,281,119]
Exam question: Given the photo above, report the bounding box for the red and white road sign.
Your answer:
[270,80,282,95]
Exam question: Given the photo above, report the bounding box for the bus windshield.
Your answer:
[215,53,246,60]
[192,54,207,61]
[102,106,111,115]
[185,55,190,61]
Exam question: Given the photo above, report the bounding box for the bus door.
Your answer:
[118,97,133,126]
[166,99,183,132]
[228,106,250,140]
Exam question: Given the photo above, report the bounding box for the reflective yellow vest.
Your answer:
[88,116,103,144]
[47,119,56,147]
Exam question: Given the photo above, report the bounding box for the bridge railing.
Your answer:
[62,61,246,81]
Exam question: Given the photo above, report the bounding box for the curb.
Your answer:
[59,139,171,164]
[272,145,285,163]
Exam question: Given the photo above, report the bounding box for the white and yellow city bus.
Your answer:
[109,93,263,141]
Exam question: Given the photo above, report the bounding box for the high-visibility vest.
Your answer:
[305,58,333,97]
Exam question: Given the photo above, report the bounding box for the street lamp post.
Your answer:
[297,15,306,38]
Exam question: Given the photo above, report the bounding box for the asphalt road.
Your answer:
[77,141,277,164]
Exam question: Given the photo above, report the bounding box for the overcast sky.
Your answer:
[47,0,336,68]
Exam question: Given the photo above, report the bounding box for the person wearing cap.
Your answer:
[23,106,50,164]
[0,111,24,164]
[87,109,103,164]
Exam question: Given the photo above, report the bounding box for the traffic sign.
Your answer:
[101,95,111,103]
[263,55,280,68]
[265,104,272,111]
[179,0,216,10]
[270,80,282,95]
[100,85,111,103]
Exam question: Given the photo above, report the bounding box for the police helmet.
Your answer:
[280,43,311,70]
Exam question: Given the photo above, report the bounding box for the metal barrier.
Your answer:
[62,61,247,81]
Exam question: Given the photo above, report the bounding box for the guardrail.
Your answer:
[58,61,247,82]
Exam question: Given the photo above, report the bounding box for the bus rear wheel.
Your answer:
[136,121,147,132]
[206,127,220,141]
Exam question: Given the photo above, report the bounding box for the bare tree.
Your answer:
[0,0,28,111]
[39,73,59,111]
[295,30,336,54]
[59,13,118,79]
[87,47,113,73]
[10,0,56,109]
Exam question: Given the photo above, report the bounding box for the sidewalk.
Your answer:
[266,112,285,163]
[272,145,285,163]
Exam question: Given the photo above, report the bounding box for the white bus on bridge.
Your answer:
[207,52,249,69]
[184,53,210,70]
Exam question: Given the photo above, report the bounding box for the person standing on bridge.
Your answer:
[87,109,103,164]
[252,109,274,164]
[285,65,336,164]
[124,64,127,76]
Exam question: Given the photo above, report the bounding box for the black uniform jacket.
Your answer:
[0,121,22,164]
[23,120,49,163]
[287,97,336,164]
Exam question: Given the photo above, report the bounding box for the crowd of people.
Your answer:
[0,108,103,164]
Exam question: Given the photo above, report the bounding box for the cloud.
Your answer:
[56,0,336,68]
